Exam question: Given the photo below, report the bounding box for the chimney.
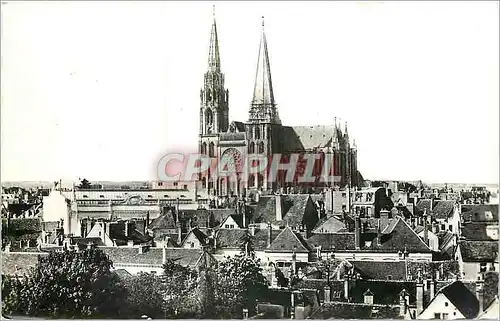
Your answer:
[127,240,134,247]
[316,246,322,260]
[138,246,145,254]
[476,279,484,316]
[292,250,297,275]
[162,244,167,265]
[429,278,435,300]
[423,210,429,246]
[276,195,282,221]
[399,290,408,317]
[355,216,361,250]
[343,276,349,301]
[267,222,272,246]
[250,224,256,236]
[242,204,246,228]
[164,236,170,248]
[380,209,389,220]
[146,211,150,229]
[416,271,424,315]
[177,225,182,244]
[376,219,382,246]
[324,286,331,303]
[125,221,129,237]
[188,218,192,231]
[214,230,218,249]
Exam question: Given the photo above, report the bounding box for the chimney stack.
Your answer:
[276,195,282,221]
[162,243,167,265]
[429,277,435,300]
[177,225,182,244]
[125,221,129,237]
[355,216,361,250]
[476,279,484,316]
[399,290,409,317]
[423,210,429,246]
[324,286,331,303]
[343,276,349,301]
[250,224,256,236]
[267,222,272,246]
[242,203,246,228]
[292,250,297,275]
[416,270,424,316]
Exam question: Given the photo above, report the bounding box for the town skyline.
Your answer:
[1,1,498,184]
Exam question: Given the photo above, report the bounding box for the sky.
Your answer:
[1,1,499,184]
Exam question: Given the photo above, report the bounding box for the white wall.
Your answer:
[112,264,164,275]
[42,190,70,223]
[418,293,466,320]
[333,252,433,261]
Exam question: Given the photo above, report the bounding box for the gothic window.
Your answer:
[249,174,255,187]
[209,142,215,157]
[255,126,261,140]
[258,142,265,154]
[257,174,264,188]
[202,142,207,155]
[249,142,255,154]
[205,109,214,132]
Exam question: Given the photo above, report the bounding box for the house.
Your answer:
[312,215,347,234]
[308,216,433,261]
[263,226,311,265]
[461,204,498,223]
[324,187,351,214]
[418,281,480,319]
[457,240,499,280]
[431,200,461,234]
[351,187,393,218]
[415,226,439,251]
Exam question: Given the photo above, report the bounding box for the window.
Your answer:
[442,313,449,320]
[480,263,487,273]
[434,313,441,319]
[444,302,448,307]
[83,195,88,198]
[441,224,446,231]
[448,225,452,231]
[387,275,392,280]
[158,182,163,186]
[230,224,234,229]
[342,193,346,197]
[164,195,169,198]
[148,195,152,198]
[183,185,187,190]
[190,242,195,248]
[173,182,178,187]
[255,127,261,139]
[225,224,229,228]
[99,195,104,198]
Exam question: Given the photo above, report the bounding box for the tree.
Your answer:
[213,255,269,318]
[78,178,91,189]
[239,229,255,258]
[3,248,126,318]
[120,272,166,319]
[162,259,199,318]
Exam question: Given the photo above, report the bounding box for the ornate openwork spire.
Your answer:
[249,16,280,124]
[207,5,221,72]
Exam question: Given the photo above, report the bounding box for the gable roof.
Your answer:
[280,125,348,152]
[313,215,346,233]
[254,195,318,230]
[459,240,498,262]
[266,227,311,253]
[228,121,246,132]
[432,200,456,220]
[415,199,432,215]
[435,281,479,319]
[478,296,499,319]
[375,217,432,253]
[147,212,177,230]
[180,228,208,247]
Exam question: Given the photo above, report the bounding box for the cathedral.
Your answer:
[198,12,359,197]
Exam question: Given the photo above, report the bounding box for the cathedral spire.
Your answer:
[251,16,276,108]
[207,5,221,72]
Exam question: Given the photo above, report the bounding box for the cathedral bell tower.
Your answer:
[199,7,229,159]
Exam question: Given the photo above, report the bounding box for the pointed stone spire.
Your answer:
[207,5,220,72]
[249,16,280,124]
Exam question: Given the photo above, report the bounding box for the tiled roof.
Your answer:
[350,280,416,306]
[101,246,205,268]
[267,227,311,253]
[432,200,456,220]
[309,301,401,319]
[229,121,246,132]
[280,125,348,152]
[374,217,431,253]
[436,281,479,319]
[350,260,407,281]
[462,204,499,223]
[216,228,247,250]
[180,228,209,247]
[313,216,346,233]
[306,233,356,251]
[415,199,432,215]
[461,223,497,241]
[459,241,498,262]
[2,252,46,276]
[252,228,282,251]
[147,212,177,230]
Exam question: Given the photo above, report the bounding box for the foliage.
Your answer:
[1,248,126,318]
[120,272,166,319]
[213,255,269,318]
[162,259,199,318]
[78,178,91,189]
[239,229,255,258]
[483,271,498,307]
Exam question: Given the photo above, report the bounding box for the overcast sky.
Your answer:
[1,1,499,184]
